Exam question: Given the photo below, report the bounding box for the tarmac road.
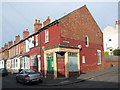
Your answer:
[1,69,119,89]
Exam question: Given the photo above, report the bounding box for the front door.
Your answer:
[47,53,54,74]
[57,52,65,77]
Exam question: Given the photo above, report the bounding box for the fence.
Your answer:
[104,55,120,61]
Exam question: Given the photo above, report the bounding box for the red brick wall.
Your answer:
[60,5,103,46]
[104,60,120,68]
[30,23,61,73]
[59,5,104,73]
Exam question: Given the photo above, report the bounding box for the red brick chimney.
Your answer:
[46,16,50,25]
[43,21,46,27]
[116,21,118,24]
[34,19,42,33]
[23,29,29,39]
[4,43,8,49]
[8,40,13,47]
[15,35,20,43]
[1,47,4,51]
[43,16,51,27]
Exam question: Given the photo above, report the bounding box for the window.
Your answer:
[68,52,77,57]
[12,59,14,68]
[31,56,37,66]
[45,29,49,43]
[36,35,38,46]
[109,39,112,41]
[15,59,18,68]
[14,47,15,56]
[85,35,89,47]
[20,57,24,69]
[97,50,101,65]
[82,55,85,63]
[16,46,18,55]
[19,44,20,54]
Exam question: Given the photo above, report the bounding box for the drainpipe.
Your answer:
[39,31,42,73]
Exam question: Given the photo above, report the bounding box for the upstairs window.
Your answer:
[19,44,20,54]
[45,29,49,43]
[16,46,18,55]
[85,35,89,47]
[36,35,38,46]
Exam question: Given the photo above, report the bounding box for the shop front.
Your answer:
[44,47,80,79]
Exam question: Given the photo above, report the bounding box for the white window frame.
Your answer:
[82,55,85,63]
[85,35,89,47]
[31,56,37,66]
[36,35,38,46]
[16,46,18,55]
[45,29,49,43]
[14,47,15,56]
[19,44,20,54]
[97,50,101,65]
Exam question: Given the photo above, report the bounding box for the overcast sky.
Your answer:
[0,1,118,48]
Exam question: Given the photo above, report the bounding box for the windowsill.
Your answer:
[98,63,101,65]
[85,45,89,47]
[45,41,49,44]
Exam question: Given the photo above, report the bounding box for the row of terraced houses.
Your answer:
[0,5,104,79]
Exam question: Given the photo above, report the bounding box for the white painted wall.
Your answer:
[103,22,120,55]
[26,36,34,52]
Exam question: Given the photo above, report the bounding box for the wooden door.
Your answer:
[57,52,65,77]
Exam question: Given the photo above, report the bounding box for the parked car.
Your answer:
[0,68,8,76]
[16,69,43,84]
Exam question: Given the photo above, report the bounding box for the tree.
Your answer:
[113,49,120,56]
[104,51,109,55]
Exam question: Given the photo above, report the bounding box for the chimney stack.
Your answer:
[23,29,29,39]
[15,35,20,43]
[43,16,51,27]
[34,19,42,33]
[116,21,118,24]
[4,43,8,49]
[8,40,13,47]
[1,47,4,51]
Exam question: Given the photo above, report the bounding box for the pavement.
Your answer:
[40,65,119,86]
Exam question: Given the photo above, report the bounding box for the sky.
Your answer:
[0,1,119,48]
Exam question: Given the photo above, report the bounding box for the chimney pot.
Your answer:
[48,16,49,19]
[26,29,28,31]
[38,20,40,23]
[35,19,37,23]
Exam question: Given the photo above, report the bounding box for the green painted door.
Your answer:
[47,53,54,74]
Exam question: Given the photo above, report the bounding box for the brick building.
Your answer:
[0,5,104,79]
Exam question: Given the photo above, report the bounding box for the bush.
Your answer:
[113,49,120,56]
[104,51,109,55]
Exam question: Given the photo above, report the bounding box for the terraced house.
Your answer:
[0,5,104,79]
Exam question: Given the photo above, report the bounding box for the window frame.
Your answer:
[45,29,49,43]
[82,55,86,63]
[85,35,89,47]
[31,56,37,66]
[36,35,38,46]
[97,50,101,65]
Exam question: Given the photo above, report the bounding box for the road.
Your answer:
[1,69,119,89]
